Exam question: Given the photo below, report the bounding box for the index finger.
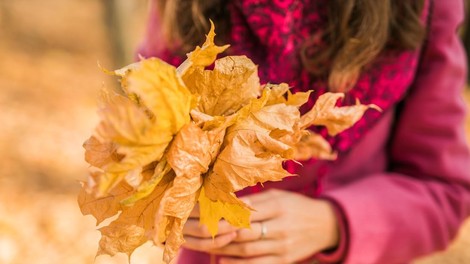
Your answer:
[189,203,200,218]
[243,190,282,222]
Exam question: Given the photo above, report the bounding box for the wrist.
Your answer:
[313,197,349,264]
[309,199,340,251]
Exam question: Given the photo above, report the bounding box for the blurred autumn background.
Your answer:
[0,0,469,264]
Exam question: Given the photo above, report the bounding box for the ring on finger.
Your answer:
[259,221,268,240]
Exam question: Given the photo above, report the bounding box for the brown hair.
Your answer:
[157,0,425,92]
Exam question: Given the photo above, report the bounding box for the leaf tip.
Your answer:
[97,61,114,76]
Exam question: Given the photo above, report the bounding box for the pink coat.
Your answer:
[138,0,470,263]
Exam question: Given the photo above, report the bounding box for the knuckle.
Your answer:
[239,243,253,256]
[219,221,234,234]
[279,255,290,264]
[274,198,284,213]
[267,190,283,204]
[193,239,208,250]
[234,230,246,241]
[279,227,290,238]
[190,238,214,251]
[278,239,290,255]
[213,236,227,247]
[196,226,211,238]
[203,240,218,251]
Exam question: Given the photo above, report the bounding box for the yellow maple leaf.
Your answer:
[177,21,230,77]
[91,92,174,195]
[126,58,194,134]
[98,60,141,96]
[198,186,251,237]
[88,57,195,195]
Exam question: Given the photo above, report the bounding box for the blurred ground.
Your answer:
[0,0,157,263]
[0,1,469,264]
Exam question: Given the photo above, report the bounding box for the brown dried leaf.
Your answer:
[78,180,134,225]
[167,123,212,177]
[120,160,172,206]
[293,132,337,161]
[183,56,261,116]
[154,115,239,261]
[98,223,147,259]
[264,83,290,105]
[206,90,297,195]
[83,136,122,169]
[207,135,289,194]
[96,172,174,258]
[265,83,311,108]
[155,123,211,262]
[300,92,380,136]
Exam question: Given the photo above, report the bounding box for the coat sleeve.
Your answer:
[318,0,470,263]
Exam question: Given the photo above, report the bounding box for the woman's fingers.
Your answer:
[244,190,284,222]
[183,218,239,238]
[233,220,281,242]
[188,203,200,218]
[245,189,283,204]
[233,222,263,242]
[187,189,284,238]
[220,255,287,264]
[182,189,287,253]
[182,231,237,251]
[210,239,283,257]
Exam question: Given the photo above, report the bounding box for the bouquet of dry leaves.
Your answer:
[78,23,378,264]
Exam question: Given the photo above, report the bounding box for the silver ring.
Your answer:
[260,221,267,240]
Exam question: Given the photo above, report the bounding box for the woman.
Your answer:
[138,0,470,263]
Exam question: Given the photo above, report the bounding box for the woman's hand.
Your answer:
[181,204,239,252]
[213,189,340,264]
[182,189,340,264]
